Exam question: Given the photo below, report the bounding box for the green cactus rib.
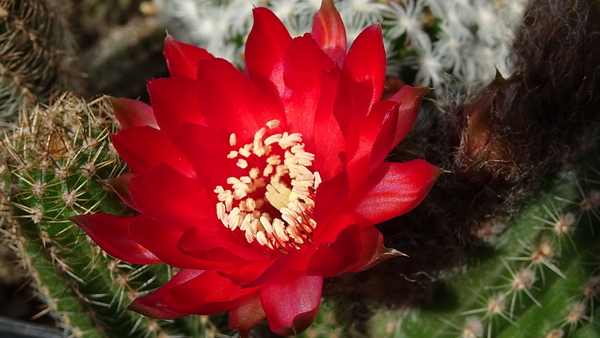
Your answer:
[365,153,600,338]
[0,94,218,338]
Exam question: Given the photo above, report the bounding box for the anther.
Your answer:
[266,119,280,129]
[236,159,248,169]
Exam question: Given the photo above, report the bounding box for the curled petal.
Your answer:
[260,270,322,335]
[312,0,347,67]
[111,126,196,178]
[245,7,292,103]
[346,226,405,272]
[163,35,213,78]
[148,77,205,134]
[70,214,160,265]
[128,269,203,319]
[110,97,158,130]
[103,172,136,210]
[229,292,265,338]
[346,160,442,227]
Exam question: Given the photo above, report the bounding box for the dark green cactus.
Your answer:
[0,0,81,126]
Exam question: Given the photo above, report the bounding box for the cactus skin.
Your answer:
[0,94,226,338]
[0,0,81,127]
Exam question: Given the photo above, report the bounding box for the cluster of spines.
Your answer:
[0,94,222,338]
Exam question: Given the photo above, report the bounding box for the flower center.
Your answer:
[213,120,321,252]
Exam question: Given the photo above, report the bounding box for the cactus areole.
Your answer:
[70,1,440,336]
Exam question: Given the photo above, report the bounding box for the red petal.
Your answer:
[368,101,401,169]
[294,212,356,271]
[128,269,202,319]
[111,126,196,178]
[346,226,405,272]
[282,34,336,147]
[110,97,158,130]
[163,35,213,78]
[388,86,429,150]
[345,99,397,192]
[260,270,322,335]
[312,70,345,180]
[177,226,274,264]
[148,77,205,134]
[312,0,347,67]
[196,58,285,141]
[353,86,428,173]
[314,169,349,226]
[129,215,230,269]
[229,292,265,338]
[220,254,294,287]
[306,223,361,277]
[128,163,219,233]
[103,173,137,210]
[341,24,386,131]
[163,269,258,314]
[170,123,241,190]
[70,214,160,264]
[245,7,292,104]
[345,160,442,227]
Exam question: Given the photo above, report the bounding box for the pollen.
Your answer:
[214,120,320,252]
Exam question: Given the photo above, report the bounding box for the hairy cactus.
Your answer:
[0,0,80,126]
[0,94,228,337]
[152,0,526,88]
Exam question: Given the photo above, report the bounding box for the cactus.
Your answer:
[80,17,168,101]
[152,0,526,88]
[0,94,230,338]
[0,0,81,126]
[359,152,600,338]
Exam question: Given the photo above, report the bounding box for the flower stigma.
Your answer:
[214,119,322,252]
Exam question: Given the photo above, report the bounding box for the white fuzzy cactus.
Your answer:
[152,0,527,88]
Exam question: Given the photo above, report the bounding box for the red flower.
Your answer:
[71,1,441,336]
